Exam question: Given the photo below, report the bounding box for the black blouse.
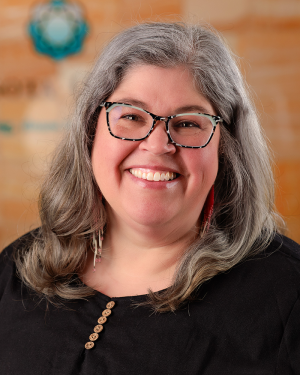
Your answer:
[0,231,300,375]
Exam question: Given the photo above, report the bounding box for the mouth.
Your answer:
[129,168,178,181]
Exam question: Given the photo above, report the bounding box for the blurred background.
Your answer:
[1,0,300,249]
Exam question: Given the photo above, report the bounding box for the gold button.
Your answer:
[85,341,94,349]
[98,316,107,324]
[102,309,111,317]
[89,333,99,341]
[94,324,103,333]
[106,301,115,309]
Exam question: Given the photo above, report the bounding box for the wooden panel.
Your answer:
[1,0,300,249]
[0,0,183,250]
[184,0,300,243]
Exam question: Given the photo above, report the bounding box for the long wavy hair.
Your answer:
[15,22,281,311]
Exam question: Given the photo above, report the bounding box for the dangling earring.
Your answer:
[92,227,104,272]
[202,185,214,236]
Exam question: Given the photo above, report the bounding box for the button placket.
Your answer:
[85,300,115,349]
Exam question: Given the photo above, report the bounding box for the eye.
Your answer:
[174,121,201,129]
[170,115,211,132]
[123,114,140,121]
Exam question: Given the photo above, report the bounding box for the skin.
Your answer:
[82,65,220,297]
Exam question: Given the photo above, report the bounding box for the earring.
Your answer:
[202,185,214,235]
[92,227,103,272]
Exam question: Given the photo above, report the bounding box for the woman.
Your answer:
[1,22,300,374]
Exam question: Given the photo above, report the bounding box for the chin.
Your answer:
[127,205,178,228]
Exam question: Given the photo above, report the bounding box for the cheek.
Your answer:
[92,118,115,190]
[202,128,220,174]
[186,147,218,176]
[91,121,135,189]
[184,131,219,186]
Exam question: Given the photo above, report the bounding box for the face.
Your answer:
[92,65,220,236]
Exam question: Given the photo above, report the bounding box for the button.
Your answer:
[98,316,107,324]
[102,309,111,317]
[85,342,94,349]
[106,301,115,309]
[94,324,103,333]
[89,333,99,341]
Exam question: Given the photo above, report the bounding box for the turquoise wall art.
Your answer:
[28,0,89,60]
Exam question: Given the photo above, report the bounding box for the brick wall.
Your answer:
[0,0,299,249]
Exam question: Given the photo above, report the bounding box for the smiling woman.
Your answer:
[88,65,220,297]
[1,22,300,374]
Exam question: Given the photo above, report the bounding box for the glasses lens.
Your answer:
[108,104,152,140]
[169,114,214,147]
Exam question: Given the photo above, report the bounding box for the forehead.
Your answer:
[107,64,216,116]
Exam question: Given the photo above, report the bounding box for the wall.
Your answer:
[0,0,299,249]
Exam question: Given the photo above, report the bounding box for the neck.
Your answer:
[82,211,199,298]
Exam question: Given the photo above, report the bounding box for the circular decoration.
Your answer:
[97,316,107,324]
[85,341,94,350]
[94,325,103,333]
[102,309,111,317]
[106,301,115,309]
[28,0,89,60]
[89,333,99,341]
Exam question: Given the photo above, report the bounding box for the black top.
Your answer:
[1,231,300,375]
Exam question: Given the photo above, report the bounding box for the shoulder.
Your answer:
[222,233,300,320]
[1,229,39,262]
[202,233,300,313]
[188,234,300,372]
[250,233,300,285]
[247,234,300,370]
[236,233,300,289]
[262,232,300,260]
[0,229,39,297]
[198,233,300,329]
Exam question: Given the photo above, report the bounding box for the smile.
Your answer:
[129,168,177,181]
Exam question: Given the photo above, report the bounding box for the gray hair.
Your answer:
[15,22,281,311]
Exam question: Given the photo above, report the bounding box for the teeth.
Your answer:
[129,169,177,181]
[147,172,154,181]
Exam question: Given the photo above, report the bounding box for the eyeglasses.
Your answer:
[99,101,223,148]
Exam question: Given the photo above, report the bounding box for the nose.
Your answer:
[139,120,176,155]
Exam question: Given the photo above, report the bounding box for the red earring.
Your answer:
[202,185,214,235]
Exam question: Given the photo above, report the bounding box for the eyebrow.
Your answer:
[115,98,149,109]
[175,105,211,114]
[112,98,212,115]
